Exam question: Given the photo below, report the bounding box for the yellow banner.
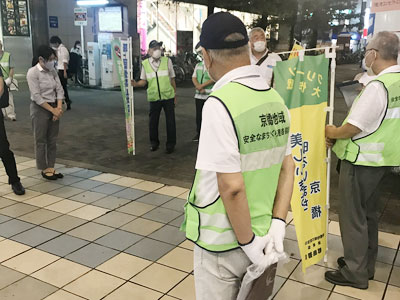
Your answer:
[273,55,329,272]
[290,103,327,272]
[289,44,304,60]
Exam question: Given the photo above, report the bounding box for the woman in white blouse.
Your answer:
[26,45,64,180]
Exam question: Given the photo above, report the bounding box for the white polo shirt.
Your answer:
[250,49,282,86]
[348,64,400,140]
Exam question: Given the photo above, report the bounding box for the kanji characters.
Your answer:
[287,78,294,90]
[311,205,322,219]
[312,86,321,98]
[311,181,321,194]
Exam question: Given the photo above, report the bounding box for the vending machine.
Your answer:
[87,42,101,86]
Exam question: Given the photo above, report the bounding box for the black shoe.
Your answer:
[150,145,159,152]
[166,147,174,154]
[325,270,368,289]
[55,173,64,179]
[67,104,71,110]
[11,182,25,195]
[337,257,374,280]
[42,171,58,180]
[192,134,199,142]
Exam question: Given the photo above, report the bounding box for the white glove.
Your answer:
[5,77,11,86]
[240,234,271,266]
[266,218,286,253]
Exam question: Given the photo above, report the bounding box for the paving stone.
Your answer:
[29,182,63,193]
[38,234,90,257]
[0,265,25,289]
[55,175,84,185]
[95,229,143,251]
[93,211,136,228]
[112,188,149,201]
[161,198,186,212]
[70,179,105,190]
[90,183,126,195]
[91,196,131,210]
[70,191,107,204]
[124,238,175,261]
[148,225,187,245]
[48,186,85,198]
[11,226,61,247]
[41,215,87,233]
[71,169,102,178]
[0,219,36,238]
[142,207,182,224]
[136,193,174,206]
[0,276,57,300]
[66,243,119,268]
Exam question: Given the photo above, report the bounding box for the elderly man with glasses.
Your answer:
[325,31,400,289]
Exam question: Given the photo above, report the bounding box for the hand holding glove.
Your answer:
[240,234,270,266]
[266,218,286,254]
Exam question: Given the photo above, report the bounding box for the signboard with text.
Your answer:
[371,0,400,13]
[74,7,87,26]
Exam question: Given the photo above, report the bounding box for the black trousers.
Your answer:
[149,99,176,149]
[0,111,20,184]
[195,98,206,135]
[58,70,71,104]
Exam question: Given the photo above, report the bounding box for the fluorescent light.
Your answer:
[77,0,109,6]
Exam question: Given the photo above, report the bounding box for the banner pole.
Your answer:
[128,37,136,156]
[324,46,336,263]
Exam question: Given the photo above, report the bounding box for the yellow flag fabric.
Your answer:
[289,43,304,60]
[274,54,329,272]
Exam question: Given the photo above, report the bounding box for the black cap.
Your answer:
[200,12,249,50]
[149,40,163,49]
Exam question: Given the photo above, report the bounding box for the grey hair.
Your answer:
[249,27,265,39]
[369,31,399,61]
[208,33,249,62]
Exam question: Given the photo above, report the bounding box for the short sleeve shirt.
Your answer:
[140,57,175,80]
[250,50,282,86]
[348,65,400,140]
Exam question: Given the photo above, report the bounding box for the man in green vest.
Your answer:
[0,41,16,121]
[325,31,400,289]
[131,40,177,154]
[191,42,214,142]
[181,12,295,299]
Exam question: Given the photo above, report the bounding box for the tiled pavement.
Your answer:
[0,156,399,300]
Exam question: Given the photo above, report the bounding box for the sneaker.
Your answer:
[11,182,25,195]
[192,134,200,142]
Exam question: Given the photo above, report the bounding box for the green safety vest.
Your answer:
[195,61,214,98]
[0,52,10,79]
[333,72,400,167]
[142,57,175,101]
[181,82,290,252]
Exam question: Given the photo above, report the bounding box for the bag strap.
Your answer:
[0,63,18,90]
[256,51,269,66]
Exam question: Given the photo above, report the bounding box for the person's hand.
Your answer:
[52,115,59,122]
[200,89,206,94]
[174,96,177,105]
[52,107,62,118]
[326,137,336,148]
[265,218,286,254]
[240,234,270,265]
[325,125,337,139]
[5,77,11,86]
[63,71,68,79]
[131,80,137,88]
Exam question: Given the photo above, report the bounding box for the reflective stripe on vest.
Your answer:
[142,57,175,101]
[0,52,10,79]
[181,82,290,252]
[195,61,214,98]
[332,72,400,166]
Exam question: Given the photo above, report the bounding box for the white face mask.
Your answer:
[365,50,376,76]
[253,41,266,52]
[152,49,161,59]
[44,60,55,71]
